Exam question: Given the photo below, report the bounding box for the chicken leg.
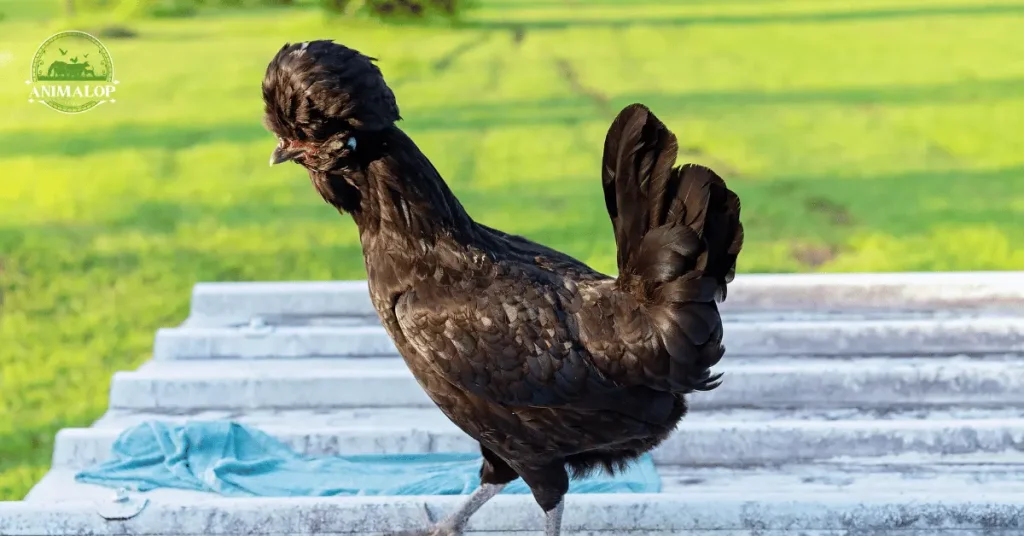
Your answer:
[390,483,563,536]
[391,482,506,536]
[516,460,570,536]
[390,446,519,536]
[544,500,564,536]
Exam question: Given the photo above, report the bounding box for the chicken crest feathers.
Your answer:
[262,40,401,143]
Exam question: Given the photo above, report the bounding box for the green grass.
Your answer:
[1,0,1023,500]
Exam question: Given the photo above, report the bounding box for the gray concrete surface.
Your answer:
[185,272,1024,326]
[153,316,1024,360]
[49,407,1024,469]
[109,356,1024,411]
[26,453,1024,501]
[8,465,1024,535]
[5,273,1024,535]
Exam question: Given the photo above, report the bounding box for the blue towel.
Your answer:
[75,421,661,497]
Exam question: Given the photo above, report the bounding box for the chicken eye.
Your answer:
[346,137,358,151]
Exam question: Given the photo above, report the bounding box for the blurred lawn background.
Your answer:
[1,0,1023,500]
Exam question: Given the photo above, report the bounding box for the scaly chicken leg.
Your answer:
[544,501,564,535]
[391,483,505,536]
[394,487,562,536]
[390,446,525,536]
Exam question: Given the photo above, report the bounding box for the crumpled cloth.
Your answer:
[75,420,662,496]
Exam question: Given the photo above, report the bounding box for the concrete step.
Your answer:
[50,407,1024,470]
[11,456,1024,534]
[155,324,400,360]
[26,452,1024,501]
[185,272,1024,326]
[109,356,1024,412]
[153,316,1024,360]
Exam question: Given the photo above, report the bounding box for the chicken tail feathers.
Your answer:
[601,103,744,394]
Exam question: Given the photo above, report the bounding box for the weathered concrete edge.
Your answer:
[49,418,1024,470]
[107,357,1024,411]
[724,271,1024,311]
[1,493,1022,534]
[152,317,1024,360]
[186,272,1024,323]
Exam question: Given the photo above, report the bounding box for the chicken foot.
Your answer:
[389,483,506,536]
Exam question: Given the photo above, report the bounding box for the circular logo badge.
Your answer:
[27,30,119,114]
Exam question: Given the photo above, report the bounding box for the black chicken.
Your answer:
[263,40,744,536]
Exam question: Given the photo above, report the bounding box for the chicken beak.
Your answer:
[269,143,303,166]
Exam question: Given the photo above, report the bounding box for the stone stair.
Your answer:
[3,272,1024,535]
